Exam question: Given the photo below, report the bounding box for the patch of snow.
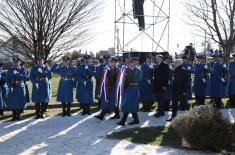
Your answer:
[0,108,234,155]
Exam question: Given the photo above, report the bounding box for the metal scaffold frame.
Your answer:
[114,0,171,55]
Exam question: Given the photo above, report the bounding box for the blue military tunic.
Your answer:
[51,64,76,103]
[228,60,235,95]
[30,65,52,103]
[211,62,228,97]
[100,66,118,110]
[139,63,153,101]
[123,67,142,113]
[182,63,193,100]
[75,64,94,104]
[0,72,8,109]
[194,63,210,97]
[6,67,26,110]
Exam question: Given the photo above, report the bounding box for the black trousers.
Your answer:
[179,96,188,110]
[195,96,206,106]
[156,92,166,114]
[35,103,47,115]
[229,95,235,107]
[172,94,186,117]
[213,97,222,108]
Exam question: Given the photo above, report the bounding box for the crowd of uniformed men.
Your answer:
[0,52,235,124]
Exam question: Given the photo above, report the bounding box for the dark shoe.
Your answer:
[111,108,120,119]
[154,112,165,118]
[40,114,45,119]
[12,110,17,121]
[95,110,106,120]
[12,117,17,121]
[110,114,120,120]
[62,102,67,117]
[0,109,4,116]
[35,115,41,119]
[87,105,91,115]
[82,104,86,116]
[117,120,125,126]
[128,120,139,125]
[95,115,104,120]
[117,112,128,126]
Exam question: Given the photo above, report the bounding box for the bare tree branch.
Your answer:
[0,0,102,65]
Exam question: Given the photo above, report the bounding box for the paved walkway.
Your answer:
[0,109,234,155]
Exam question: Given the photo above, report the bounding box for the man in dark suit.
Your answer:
[167,59,188,121]
[153,54,169,117]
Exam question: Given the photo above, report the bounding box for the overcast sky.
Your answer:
[83,0,216,55]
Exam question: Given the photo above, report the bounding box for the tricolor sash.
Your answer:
[115,65,128,110]
[97,65,110,102]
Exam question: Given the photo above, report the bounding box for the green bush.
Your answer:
[171,105,233,151]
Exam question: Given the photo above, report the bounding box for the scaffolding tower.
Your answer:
[114,0,171,55]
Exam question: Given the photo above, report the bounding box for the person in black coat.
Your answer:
[167,59,188,121]
[152,54,169,117]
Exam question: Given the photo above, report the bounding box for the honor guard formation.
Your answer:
[0,51,235,125]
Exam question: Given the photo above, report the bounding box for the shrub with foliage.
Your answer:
[170,105,233,151]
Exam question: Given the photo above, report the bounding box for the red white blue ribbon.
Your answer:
[115,65,128,110]
[97,65,110,102]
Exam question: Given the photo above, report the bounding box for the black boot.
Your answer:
[87,104,91,115]
[98,99,101,110]
[165,100,170,111]
[62,102,66,117]
[35,104,41,119]
[67,103,71,116]
[110,108,120,119]
[95,110,106,120]
[41,103,46,118]
[44,102,49,112]
[0,109,4,116]
[146,101,153,112]
[12,110,17,121]
[16,110,21,120]
[81,103,86,116]
[128,113,139,125]
[117,112,129,126]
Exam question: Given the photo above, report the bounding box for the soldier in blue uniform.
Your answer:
[181,56,192,110]
[95,56,118,120]
[6,58,27,121]
[164,55,174,111]
[0,63,8,116]
[95,55,109,109]
[139,56,153,112]
[117,57,142,126]
[211,54,228,108]
[193,55,210,105]
[76,55,95,115]
[51,56,76,116]
[30,58,52,119]
[229,54,235,107]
